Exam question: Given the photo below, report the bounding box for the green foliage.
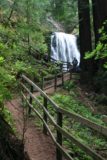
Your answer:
[51,88,107,160]
[0,62,15,108]
[85,21,107,95]
[0,0,52,108]
[0,56,4,64]
[51,0,78,32]
[0,107,15,128]
[0,0,50,57]
[63,81,76,91]
[85,21,107,69]
[52,92,105,125]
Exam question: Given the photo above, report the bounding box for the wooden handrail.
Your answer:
[21,75,59,110]
[20,76,107,137]
[20,74,106,160]
[21,92,73,160]
[21,86,105,160]
[58,108,107,137]
[50,57,73,65]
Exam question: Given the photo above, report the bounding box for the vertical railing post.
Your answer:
[28,85,33,115]
[56,111,62,160]
[62,72,64,86]
[55,74,57,91]
[41,75,44,90]
[21,77,24,105]
[60,63,63,72]
[43,97,48,135]
[67,62,69,71]
[70,68,72,80]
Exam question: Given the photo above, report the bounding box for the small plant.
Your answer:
[0,107,15,129]
[63,81,76,91]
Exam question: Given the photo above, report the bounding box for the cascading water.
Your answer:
[51,32,80,71]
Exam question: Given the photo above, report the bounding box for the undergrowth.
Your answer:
[0,106,16,132]
[50,81,107,160]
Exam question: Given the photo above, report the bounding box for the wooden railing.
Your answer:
[41,59,72,90]
[40,71,73,90]
[34,59,79,90]
[20,74,107,160]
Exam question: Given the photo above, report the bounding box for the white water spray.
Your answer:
[51,32,80,71]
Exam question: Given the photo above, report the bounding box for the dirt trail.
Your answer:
[6,98,56,160]
[6,73,73,160]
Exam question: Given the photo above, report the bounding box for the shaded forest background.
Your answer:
[0,0,107,159]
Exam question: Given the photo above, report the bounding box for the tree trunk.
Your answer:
[78,0,92,72]
[91,0,107,72]
[78,0,93,83]
[92,0,107,44]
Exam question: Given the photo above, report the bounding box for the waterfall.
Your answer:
[51,32,80,71]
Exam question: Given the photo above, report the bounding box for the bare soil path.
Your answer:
[5,73,75,160]
[6,98,56,160]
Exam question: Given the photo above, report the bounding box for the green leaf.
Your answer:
[0,57,4,64]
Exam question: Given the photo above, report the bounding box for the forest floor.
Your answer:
[76,83,107,115]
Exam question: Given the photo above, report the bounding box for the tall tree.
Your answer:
[92,0,107,44]
[78,0,92,72]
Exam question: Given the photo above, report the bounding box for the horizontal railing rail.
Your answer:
[41,71,72,91]
[20,74,107,160]
[50,57,73,65]
[34,58,78,90]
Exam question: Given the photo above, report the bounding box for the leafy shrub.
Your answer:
[85,21,107,69]
[63,81,76,91]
